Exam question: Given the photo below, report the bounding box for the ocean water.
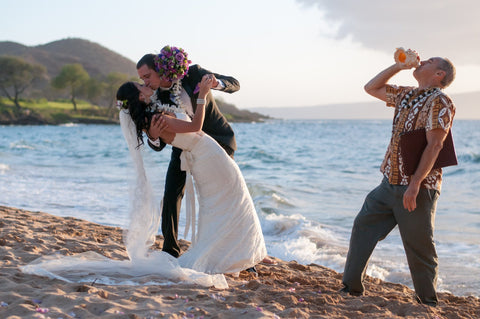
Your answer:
[1,120,478,297]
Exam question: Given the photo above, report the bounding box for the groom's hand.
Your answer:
[149,114,175,144]
[203,74,219,89]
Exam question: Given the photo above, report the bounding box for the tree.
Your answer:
[83,77,105,105]
[51,64,89,111]
[104,72,130,117]
[0,56,46,109]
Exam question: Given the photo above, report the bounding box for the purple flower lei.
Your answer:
[154,46,192,82]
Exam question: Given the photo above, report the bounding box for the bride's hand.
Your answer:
[198,74,215,98]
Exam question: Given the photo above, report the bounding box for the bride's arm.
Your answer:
[159,75,213,133]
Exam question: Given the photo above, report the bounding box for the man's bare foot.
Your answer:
[262,256,277,265]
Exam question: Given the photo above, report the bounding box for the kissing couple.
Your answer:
[21,46,273,288]
[117,45,275,276]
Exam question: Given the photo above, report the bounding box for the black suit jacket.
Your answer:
[148,64,239,155]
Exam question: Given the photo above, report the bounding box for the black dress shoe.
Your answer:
[246,266,257,275]
[415,295,437,307]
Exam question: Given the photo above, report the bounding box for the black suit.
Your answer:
[148,64,239,257]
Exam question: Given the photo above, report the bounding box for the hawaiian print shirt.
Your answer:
[381,85,456,191]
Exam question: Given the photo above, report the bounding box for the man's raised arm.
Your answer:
[364,64,404,102]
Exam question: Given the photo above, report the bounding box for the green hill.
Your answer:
[0,38,137,80]
[0,38,269,123]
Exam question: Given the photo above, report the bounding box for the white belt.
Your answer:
[180,150,196,245]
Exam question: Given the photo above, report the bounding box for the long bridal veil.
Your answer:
[20,110,227,288]
[119,109,161,259]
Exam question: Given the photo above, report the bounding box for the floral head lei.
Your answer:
[116,99,128,110]
[154,46,192,82]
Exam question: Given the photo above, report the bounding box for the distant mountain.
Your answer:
[449,91,480,119]
[0,38,269,123]
[215,98,270,122]
[252,91,480,120]
[0,38,137,80]
[252,101,391,120]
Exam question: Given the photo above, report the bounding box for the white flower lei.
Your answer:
[171,81,184,109]
[146,102,185,114]
[148,81,187,115]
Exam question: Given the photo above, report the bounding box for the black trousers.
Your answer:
[161,147,185,258]
[161,144,234,258]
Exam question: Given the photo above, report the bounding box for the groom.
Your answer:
[136,46,240,258]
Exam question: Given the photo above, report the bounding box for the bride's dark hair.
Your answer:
[116,82,151,147]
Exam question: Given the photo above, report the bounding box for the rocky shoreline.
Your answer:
[0,105,270,125]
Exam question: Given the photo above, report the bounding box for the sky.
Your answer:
[1,0,480,110]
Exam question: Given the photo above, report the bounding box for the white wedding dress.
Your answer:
[171,121,267,274]
[21,111,266,288]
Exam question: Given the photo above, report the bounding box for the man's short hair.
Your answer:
[136,54,156,70]
[438,58,455,88]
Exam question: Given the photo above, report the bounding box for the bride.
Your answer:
[116,75,267,275]
[22,52,269,289]
[21,76,267,288]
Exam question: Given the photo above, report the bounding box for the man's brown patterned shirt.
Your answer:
[381,85,456,191]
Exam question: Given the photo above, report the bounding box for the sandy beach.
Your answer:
[0,205,478,318]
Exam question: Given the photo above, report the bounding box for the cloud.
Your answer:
[296,0,480,65]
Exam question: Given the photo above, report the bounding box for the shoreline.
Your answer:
[1,205,479,318]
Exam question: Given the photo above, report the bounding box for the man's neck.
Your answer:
[159,80,173,90]
[417,80,441,91]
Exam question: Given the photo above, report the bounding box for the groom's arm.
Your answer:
[212,73,239,93]
[147,115,175,151]
[193,65,240,94]
[147,138,166,152]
